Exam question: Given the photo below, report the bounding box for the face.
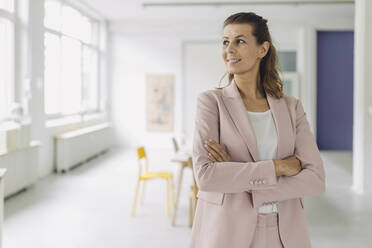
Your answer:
[222,23,269,76]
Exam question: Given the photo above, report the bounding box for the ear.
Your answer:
[259,41,270,58]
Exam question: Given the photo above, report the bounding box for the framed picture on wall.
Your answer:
[281,72,300,99]
[146,74,174,132]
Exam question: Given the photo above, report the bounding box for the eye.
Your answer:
[237,39,245,44]
[222,40,229,46]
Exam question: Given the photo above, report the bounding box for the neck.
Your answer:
[233,66,264,101]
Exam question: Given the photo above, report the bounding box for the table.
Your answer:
[170,146,198,226]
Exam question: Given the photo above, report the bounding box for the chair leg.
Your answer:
[131,179,141,216]
[191,197,196,227]
[194,196,197,213]
[189,194,193,227]
[140,180,146,205]
[172,163,186,225]
[170,176,175,209]
[166,178,170,216]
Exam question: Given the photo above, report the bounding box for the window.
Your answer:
[278,51,297,72]
[0,1,14,121]
[0,0,14,12]
[278,51,299,97]
[44,1,100,117]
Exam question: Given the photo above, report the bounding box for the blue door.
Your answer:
[316,31,354,151]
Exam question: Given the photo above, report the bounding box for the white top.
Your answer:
[247,109,278,213]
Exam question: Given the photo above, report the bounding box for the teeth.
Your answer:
[228,59,240,62]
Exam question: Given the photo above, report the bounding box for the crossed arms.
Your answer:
[192,92,326,207]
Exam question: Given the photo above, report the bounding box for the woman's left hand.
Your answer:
[203,139,232,162]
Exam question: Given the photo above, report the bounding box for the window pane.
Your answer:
[61,5,92,43]
[44,0,61,31]
[278,51,297,72]
[0,17,14,119]
[0,0,14,12]
[44,2,101,118]
[44,32,61,114]
[79,17,92,44]
[61,36,82,115]
[82,47,98,111]
[91,20,99,46]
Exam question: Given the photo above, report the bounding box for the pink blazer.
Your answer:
[190,80,326,248]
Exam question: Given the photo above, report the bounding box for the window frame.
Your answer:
[43,0,101,120]
[0,4,16,123]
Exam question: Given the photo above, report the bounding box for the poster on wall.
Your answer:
[146,74,174,132]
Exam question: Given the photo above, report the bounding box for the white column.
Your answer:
[28,0,51,178]
[298,26,317,137]
[353,0,372,194]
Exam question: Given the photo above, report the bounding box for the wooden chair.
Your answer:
[131,146,175,217]
[171,137,180,153]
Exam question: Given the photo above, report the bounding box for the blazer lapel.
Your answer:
[221,80,260,161]
[266,92,295,160]
[221,80,295,162]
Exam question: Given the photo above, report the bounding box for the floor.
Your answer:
[3,148,371,248]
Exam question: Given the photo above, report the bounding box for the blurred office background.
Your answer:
[0,0,371,247]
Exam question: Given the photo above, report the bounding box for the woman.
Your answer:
[190,12,325,248]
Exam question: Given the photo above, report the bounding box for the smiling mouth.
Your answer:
[227,59,241,64]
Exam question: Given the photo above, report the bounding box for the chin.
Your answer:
[228,65,255,75]
[228,68,245,75]
[227,66,239,74]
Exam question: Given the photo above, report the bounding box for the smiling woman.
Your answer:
[219,13,283,100]
[190,12,325,248]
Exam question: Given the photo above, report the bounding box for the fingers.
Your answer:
[203,140,230,162]
[208,152,218,161]
[207,140,225,155]
[204,141,223,161]
[207,140,224,158]
[208,146,224,161]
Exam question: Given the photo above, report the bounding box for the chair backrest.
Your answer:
[136,146,149,175]
[172,137,179,152]
[137,146,146,159]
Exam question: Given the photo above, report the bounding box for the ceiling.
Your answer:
[81,0,355,22]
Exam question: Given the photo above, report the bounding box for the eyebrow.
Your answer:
[223,34,248,39]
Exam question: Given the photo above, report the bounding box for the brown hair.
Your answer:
[219,12,283,99]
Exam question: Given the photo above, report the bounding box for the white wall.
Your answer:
[110,35,183,149]
[182,41,225,143]
[110,15,354,150]
[110,19,228,149]
[109,25,299,149]
[353,0,372,193]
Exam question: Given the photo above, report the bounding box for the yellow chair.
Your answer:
[131,146,175,217]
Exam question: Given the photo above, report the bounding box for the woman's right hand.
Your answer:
[245,155,300,194]
[274,155,302,177]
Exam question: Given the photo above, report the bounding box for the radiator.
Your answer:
[0,141,40,198]
[55,123,113,172]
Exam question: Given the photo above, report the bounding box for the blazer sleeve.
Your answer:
[251,98,326,208]
[192,91,278,193]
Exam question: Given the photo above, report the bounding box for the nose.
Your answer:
[226,42,236,54]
